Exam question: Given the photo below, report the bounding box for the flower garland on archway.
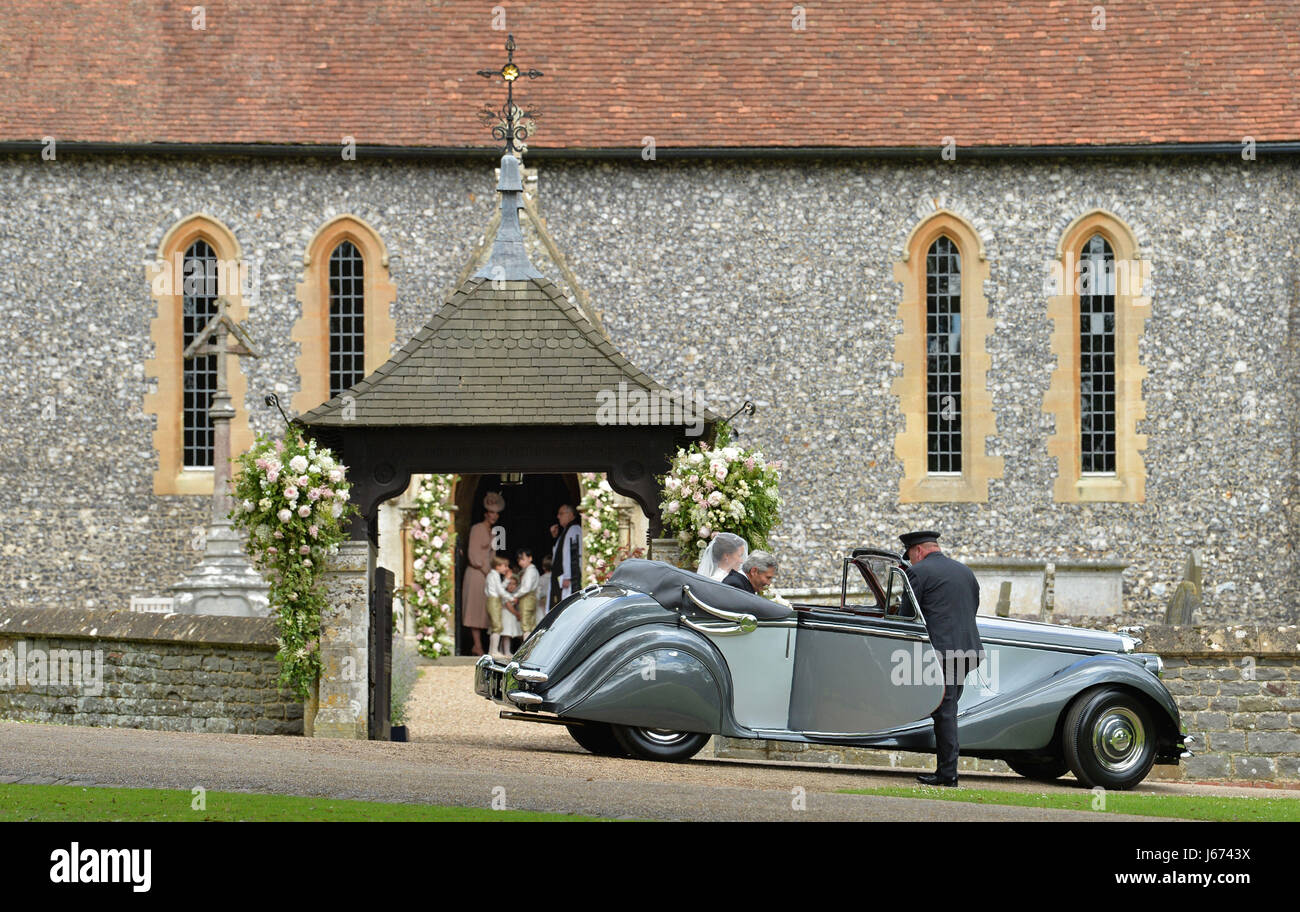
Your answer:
[229,430,357,700]
[579,473,623,585]
[404,474,459,659]
[657,424,782,569]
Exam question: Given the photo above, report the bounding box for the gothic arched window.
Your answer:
[328,240,366,398]
[182,239,219,468]
[926,235,962,473]
[145,214,252,495]
[891,210,1002,503]
[1044,210,1151,502]
[292,216,396,415]
[1079,234,1116,473]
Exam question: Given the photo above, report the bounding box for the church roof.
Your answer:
[299,275,711,428]
[2,1,1297,152]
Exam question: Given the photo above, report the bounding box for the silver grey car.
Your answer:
[475,552,1191,789]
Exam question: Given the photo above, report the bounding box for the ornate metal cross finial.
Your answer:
[477,33,543,154]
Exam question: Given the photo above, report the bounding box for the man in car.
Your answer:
[723,550,777,594]
[901,530,984,788]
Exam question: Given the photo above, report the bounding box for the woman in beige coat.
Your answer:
[462,491,504,656]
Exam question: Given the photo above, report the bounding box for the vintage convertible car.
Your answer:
[475,551,1193,789]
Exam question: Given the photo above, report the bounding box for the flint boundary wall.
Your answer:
[0,607,301,734]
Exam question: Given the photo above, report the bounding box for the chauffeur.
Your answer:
[901,530,984,787]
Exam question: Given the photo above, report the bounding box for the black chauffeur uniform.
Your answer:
[904,545,984,781]
[722,569,755,593]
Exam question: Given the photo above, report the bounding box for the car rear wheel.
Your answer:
[565,721,627,757]
[1062,687,1156,790]
[611,725,710,762]
[1005,755,1070,782]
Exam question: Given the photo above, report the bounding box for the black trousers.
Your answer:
[931,681,965,779]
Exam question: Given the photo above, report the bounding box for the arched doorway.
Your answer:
[453,473,579,655]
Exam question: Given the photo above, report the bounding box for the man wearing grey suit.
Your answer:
[901,530,984,787]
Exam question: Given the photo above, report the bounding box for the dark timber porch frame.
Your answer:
[307,423,697,545]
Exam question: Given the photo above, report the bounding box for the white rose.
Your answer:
[284,486,299,501]
[277,509,292,523]
[298,505,312,518]
[331,503,344,518]
[289,455,309,473]
[687,452,704,465]
[707,491,723,506]
[414,558,426,571]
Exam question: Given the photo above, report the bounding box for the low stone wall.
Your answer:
[714,624,1300,783]
[0,607,301,735]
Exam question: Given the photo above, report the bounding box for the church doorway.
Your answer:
[453,473,579,655]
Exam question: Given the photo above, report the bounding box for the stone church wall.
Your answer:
[0,152,1296,623]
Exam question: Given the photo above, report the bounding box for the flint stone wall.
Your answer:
[0,606,301,734]
[0,153,1297,623]
[715,624,1300,783]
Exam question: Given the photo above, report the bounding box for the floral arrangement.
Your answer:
[403,474,458,659]
[229,430,357,700]
[579,473,621,585]
[657,424,782,568]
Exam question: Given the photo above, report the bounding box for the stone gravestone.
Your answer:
[1164,550,1203,624]
[995,581,1012,618]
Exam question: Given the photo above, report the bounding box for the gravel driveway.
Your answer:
[0,664,1245,821]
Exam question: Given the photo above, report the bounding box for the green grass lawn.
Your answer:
[838,784,1300,821]
[0,784,608,822]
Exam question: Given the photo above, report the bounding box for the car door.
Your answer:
[785,555,946,736]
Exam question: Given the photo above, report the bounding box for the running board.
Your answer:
[499,711,583,727]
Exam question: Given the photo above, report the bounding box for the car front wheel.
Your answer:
[611,725,710,762]
[1062,687,1156,790]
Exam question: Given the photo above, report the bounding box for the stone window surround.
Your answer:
[290,215,397,417]
[892,209,1003,503]
[144,214,253,496]
[1044,210,1150,503]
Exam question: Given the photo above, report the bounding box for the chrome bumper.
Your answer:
[474,655,548,708]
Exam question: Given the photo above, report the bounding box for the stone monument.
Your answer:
[170,296,270,616]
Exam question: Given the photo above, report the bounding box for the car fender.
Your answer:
[951,653,1183,754]
[548,624,737,735]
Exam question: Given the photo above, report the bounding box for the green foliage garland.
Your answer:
[229,430,358,700]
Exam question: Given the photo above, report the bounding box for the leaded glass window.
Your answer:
[926,236,962,473]
[1079,234,1116,473]
[182,239,218,468]
[329,240,365,398]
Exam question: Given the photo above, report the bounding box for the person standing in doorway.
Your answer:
[511,548,540,637]
[901,530,984,788]
[549,503,582,608]
[462,491,505,656]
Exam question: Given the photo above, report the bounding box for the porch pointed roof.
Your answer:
[299,274,715,428]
